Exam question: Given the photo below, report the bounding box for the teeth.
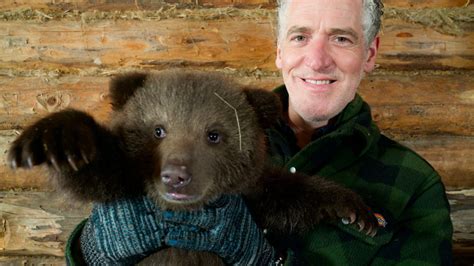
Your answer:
[305,79,332,85]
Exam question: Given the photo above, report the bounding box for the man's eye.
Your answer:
[291,35,306,42]
[334,36,352,44]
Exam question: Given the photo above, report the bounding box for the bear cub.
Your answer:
[8,70,378,265]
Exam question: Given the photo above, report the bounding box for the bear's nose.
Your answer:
[161,164,192,188]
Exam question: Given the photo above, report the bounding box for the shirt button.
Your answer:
[289,167,296,174]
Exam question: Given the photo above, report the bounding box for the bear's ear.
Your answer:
[109,72,148,111]
[243,88,282,129]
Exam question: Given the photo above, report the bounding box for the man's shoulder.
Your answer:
[373,134,438,178]
[357,134,442,209]
[347,133,448,220]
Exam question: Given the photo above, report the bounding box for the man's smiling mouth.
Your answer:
[303,79,336,85]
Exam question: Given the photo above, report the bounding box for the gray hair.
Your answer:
[277,0,384,47]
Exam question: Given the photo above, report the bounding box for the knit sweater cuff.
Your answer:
[65,219,88,266]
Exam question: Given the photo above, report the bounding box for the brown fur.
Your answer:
[8,69,378,265]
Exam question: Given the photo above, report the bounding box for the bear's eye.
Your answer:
[207,131,221,144]
[154,126,167,139]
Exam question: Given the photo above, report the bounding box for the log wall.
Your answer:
[0,0,473,264]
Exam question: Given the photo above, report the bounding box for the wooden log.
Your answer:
[0,75,112,130]
[0,191,91,258]
[184,0,474,8]
[0,0,471,9]
[0,11,472,71]
[0,18,278,70]
[0,256,64,265]
[167,0,275,7]
[0,189,471,263]
[1,70,472,135]
[399,136,474,189]
[448,189,474,265]
[378,16,474,70]
[359,72,474,136]
[383,0,472,8]
[448,189,474,241]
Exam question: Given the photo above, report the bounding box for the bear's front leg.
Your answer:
[7,109,139,201]
[249,167,379,236]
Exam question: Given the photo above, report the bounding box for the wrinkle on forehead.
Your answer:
[287,0,361,13]
[284,0,363,37]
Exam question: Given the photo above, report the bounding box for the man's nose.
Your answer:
[304,39,334,71]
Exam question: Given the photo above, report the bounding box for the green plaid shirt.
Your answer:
[269,85,453,266]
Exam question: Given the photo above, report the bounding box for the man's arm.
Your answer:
[280,173,452,265]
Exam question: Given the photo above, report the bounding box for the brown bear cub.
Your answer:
[8,70,378,265]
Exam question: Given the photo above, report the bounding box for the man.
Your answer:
[67,0,453,264]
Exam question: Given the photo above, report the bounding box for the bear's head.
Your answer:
[107,70,281,210]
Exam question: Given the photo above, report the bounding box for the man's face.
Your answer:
[276,0,378,128]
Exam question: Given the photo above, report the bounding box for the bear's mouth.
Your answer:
[162,192,201,203]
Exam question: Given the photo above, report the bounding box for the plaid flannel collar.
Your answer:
[267,85,380,177]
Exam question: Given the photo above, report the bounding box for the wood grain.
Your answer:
[1,71,472,135]
[400,136,474,189]
[0,12,472,71]
[383,0,472,8]
[0,0,471,9]
[449,189,474,265]
[0,256,64,265]
[379,17,474,70]
[360,72,474,136]
[0,191,91,258]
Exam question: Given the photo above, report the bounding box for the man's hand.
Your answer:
[163,195,277,265]
[80,196,165,264]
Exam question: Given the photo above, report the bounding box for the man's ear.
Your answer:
[363,36,379,73]
[275,45,283,70]
[109,72,148,111]
[242,87,282,129]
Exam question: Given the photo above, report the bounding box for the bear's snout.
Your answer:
[161,163,192,188]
